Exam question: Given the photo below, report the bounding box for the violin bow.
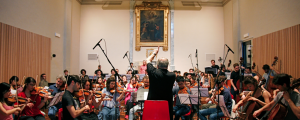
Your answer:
[15,77,19,106]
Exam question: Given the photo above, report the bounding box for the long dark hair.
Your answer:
[9,76,19,84]
[0,83,11,103]
[106,77,115,90]
[82,80,92,90]
[23,77,36,92]
[243,76,258,87]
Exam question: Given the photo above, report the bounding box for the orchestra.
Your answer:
[1,53,299,120]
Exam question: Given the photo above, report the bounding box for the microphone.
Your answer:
[218,57,223,62]
[225,44,234,54]
[93,39,103,50]
[195,49,197,57]
[123,51,128,59]
[188,54,191,58]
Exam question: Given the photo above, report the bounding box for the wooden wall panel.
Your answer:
[253,24,300,79]
[0,22,51,85]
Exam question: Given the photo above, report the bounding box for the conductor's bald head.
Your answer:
[157,58,169,69]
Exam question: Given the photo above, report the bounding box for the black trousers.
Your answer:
[126,101,135,115]
[20,115,45,120]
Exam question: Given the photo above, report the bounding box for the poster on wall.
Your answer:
[135,2,169,51]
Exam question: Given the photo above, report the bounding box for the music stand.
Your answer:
[216,95,230,118]
[178,94,199,105]
[190,88,209,97]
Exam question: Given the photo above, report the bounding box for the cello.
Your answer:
[260,78,300,120]
[237,79,266,120]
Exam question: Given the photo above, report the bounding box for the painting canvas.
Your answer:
[140,10,164,42]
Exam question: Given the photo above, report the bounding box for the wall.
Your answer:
[0,0,81,82]
[174,7,225,72]
[80,6,225,74]
[70,0,81,75]
[80,5,130,75]
[239,0,300,39]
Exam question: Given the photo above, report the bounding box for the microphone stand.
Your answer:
[93,42,124,120]
[215,47,231,119]
[195,50,201,120]
[189,54,194,71]
[124,53,135,78]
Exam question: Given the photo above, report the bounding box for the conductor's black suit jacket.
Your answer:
[147,63,176,120]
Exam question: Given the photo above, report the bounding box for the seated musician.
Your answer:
[62,76,90,120]
[80,80,104,119]
[198,76,232,120]
[0,82,27,120]
[48,75,66,120]
[292,78,300,94]
[135,74,141,83]
[126,70,132,75]
[232,76,271,119]
[96,77,105,91]
[80,69,89,81]
[172,76,191,120]
[128,76,149,120]
[185,80,192,89]
[16,77,48,120]
[124,76,139,118]
[262,64,280,87]
[190,76,198,88]
[9,76,19,91]
[98,77,125,120]
[245,67,260,80]
[120,75,127,87]
[253,74,300,120]
[201,73,211,88]
[94,70,103,83]
[39,74,48,88]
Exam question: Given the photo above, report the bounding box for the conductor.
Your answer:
[146,46,176,120]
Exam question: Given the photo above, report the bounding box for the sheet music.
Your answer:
[178,94,190,104]
[190,88,209,97]
[244,73,252,77]
[225,72,231,80]
[189,95,199,104]
[47,91,65,108]
[215,95,230,117]
[144,92,148,100]
[136,89,149,101]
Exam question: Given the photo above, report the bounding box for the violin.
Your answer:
[132,83,142,88]
[144,86,149,89]
[8,96,33,103]
[211,87,224,104]
[31,87,52,98]
[109,87,124,94]
[74,89,91,98]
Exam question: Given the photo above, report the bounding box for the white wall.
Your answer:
[174,7,225,72]
[80,5,130,75]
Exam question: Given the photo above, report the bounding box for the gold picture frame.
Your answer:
[146,48,157,60]
[135,2,169,51]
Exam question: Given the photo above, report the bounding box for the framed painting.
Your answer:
[135,2,169,51]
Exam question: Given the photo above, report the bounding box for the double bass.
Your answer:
[236,57,247,102]
[266,56,279,97]
[224,60,232,89]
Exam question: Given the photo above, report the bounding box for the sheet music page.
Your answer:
[144,92,148,100]
[189,95,199,104]
[216,95,230,117]
[178,94,191,104]
[190,88,209,97]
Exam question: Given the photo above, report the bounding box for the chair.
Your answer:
[142,100,170,120]
[180,105,192,120]
[58,108,63,120]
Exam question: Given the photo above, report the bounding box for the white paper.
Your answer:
[178,94,190,104]
[190,88,209,97]
[215,95,230,117]
[225,72,231,80]
[44,86,49,89]
[11,90,16,95]
[244,73,252,77]
[144,92,148,100]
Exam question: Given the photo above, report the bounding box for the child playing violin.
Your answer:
[172,76,191,120]
[15,77,49,120]
[124,76,139,118]
[0,82,28,120]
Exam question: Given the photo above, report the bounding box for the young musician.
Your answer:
[0,83,27,120]
[48,75,66,120]
[97,77,106,91]
[80,69,89,81]
[201,73,211,88]
[111,69,116,76]
[80,80,103,119]
[64,70,69,79]
[94,65,103,75]
[121,75,128,86]
[139,60,147,74]
[230,63,240,100]
[124,76,139,118]
[98,77,125,120]
[198,76,232,120]
[94,70,102,83]
[129,76,149,120]
[185,80,192,89]
[190,76,198,88]
[16,77,48,120]
[9,76,19,91]
[211,60,219,77]
[262,64,280,88]
[244,67,260,80]
[189,68,194,73]
[253,74,300,120]
[62,76,90,120]
[232,76,271,119]
[128,63,134,72]
[172,76,191,120]
[39,73,48,87]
